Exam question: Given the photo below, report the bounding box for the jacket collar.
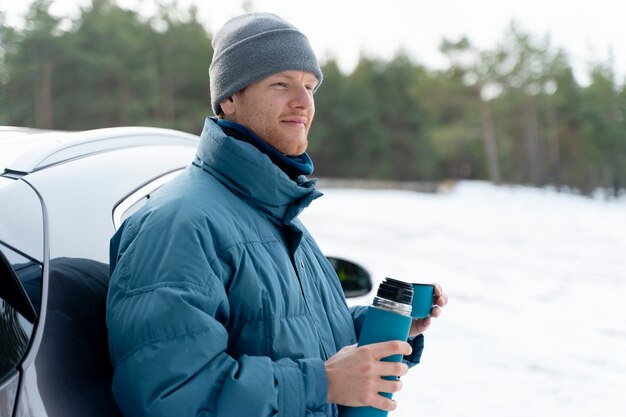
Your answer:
[215,119,314,180]
[194,117,322,225]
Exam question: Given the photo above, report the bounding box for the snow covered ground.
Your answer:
[301,181,626,417]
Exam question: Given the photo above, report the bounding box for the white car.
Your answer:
[0,126,371,417]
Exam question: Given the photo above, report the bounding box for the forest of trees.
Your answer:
[1,0,625,195]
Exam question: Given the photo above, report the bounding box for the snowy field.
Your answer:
[301,181,626,417]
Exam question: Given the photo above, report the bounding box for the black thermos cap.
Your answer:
[377,277,413,306]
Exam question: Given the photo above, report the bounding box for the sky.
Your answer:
[302,181,626,416]
[2,0,626,85]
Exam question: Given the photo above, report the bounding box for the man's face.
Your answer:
[220,70,318,156]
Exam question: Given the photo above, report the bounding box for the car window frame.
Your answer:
[12,179,50,375]
[0,178,50,414]
[112,169,184,230]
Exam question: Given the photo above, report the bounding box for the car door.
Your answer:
[0,178,49,417]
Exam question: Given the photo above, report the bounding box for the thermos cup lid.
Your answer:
[377,277,413,305]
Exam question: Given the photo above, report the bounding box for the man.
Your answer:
[106,12,447,417]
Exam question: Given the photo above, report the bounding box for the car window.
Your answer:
[0,247,37,384]
[0,181,45,263]
[0,245,41,319]
[113,170,182,230]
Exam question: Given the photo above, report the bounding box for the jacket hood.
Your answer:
[194,117,322,225]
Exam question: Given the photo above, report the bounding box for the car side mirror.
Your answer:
[327,257,373,298]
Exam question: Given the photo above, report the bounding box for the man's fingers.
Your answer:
[432,283,448,305]
[379,361,409,378]
[362,340,413,360]
[433,282,443,297]
[376,377,403,394]
[436,293,448,307]
[369,395,398,412]
[416,317,431,334]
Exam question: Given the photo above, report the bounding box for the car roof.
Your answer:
[0,129,70,173]
[0,126,56,140]
[1,126,199,176]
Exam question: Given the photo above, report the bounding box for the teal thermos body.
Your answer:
[341,278,413,417]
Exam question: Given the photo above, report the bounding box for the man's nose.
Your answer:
[290,85,314,110]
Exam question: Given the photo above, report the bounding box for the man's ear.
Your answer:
[220,96,236,116]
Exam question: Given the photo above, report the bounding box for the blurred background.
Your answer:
[1,2,625,416]
[1,0,625,195]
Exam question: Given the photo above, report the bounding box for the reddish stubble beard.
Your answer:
[220,70,318,156]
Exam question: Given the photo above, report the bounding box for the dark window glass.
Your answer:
[0,245,37,384]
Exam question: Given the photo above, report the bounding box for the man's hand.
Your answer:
[325,341,412,411]
[409,282,448,337]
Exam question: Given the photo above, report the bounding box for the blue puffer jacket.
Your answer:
[107,118,423,417]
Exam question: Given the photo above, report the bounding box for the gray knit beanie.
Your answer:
[209,13,323,116]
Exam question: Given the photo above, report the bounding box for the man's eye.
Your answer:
[274,82,288,88]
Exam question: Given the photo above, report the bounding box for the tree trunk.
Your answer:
[118,63,131,125]
[35,59,54,128]
[522,101,544,185]
[546,106,561,187]
[478,95,501,184]
[162,73,176,122]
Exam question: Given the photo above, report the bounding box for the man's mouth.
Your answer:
[281,117,307,127]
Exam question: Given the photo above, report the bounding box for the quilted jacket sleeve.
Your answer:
[349,305,424,367]
[106,215,328,417]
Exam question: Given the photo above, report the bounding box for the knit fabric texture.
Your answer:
[209,12,323,115]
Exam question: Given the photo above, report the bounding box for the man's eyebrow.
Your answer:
[272,73,318,84]
[272,74,296,81]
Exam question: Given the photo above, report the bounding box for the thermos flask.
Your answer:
[342,277,414,417]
